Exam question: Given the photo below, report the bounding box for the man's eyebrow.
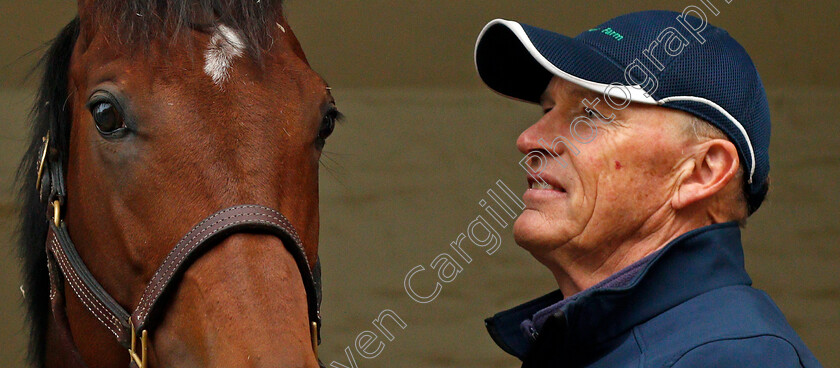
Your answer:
[539,88,553,106]
[539,96,551,106]
[569,86,601,101]
[540,86,601,108]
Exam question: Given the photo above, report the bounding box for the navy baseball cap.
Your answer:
[475,10,770,214]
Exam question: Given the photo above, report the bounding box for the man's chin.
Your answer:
[513,211,567,255]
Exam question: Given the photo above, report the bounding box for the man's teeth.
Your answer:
[530,181,562,191]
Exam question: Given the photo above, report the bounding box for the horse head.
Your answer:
[18,1,338,367]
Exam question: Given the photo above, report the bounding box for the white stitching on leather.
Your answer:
[47,258,57,301]
[51,235,120,335]
[137,210,289,319]
[50,234,122,338]
[135,206,306,322]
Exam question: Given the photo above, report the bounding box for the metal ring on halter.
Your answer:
[52,200,61,227]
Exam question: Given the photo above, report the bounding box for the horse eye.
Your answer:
[318,114,336,140]
[90,101,125,135]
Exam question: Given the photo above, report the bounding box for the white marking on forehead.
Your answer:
[276,22,286,33]
[204,24,246,87]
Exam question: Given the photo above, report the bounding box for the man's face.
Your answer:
[514,77,692,261]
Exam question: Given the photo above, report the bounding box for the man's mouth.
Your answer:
[527,178,566,193]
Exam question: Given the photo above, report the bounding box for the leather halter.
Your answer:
[36,132,323,367]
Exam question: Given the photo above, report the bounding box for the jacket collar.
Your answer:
[485,222,753,360]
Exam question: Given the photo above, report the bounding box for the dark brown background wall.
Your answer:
[1,1,838,89]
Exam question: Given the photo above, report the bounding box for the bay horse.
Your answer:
[16,1,339,367]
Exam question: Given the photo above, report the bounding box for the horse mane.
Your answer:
[87,0,286,59]
[15,17,79,367]
[15,3,285,366]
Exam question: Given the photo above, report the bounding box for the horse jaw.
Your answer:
[151,233,320,367]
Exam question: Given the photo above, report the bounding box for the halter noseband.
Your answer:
[36,132,323,368]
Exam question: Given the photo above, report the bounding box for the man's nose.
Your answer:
[517,120,542,155]
[517,118,564,155]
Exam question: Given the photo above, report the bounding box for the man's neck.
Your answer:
[544,214,710,297]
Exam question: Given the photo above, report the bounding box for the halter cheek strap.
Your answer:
[37,134,324,368]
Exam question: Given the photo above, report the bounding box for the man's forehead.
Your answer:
[539,77,601,105]
[537,76,693,127]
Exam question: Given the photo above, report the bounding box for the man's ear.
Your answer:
[672,139,740,210]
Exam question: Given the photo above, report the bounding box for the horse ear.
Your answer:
[75,0,99,44]
[75,0,91,16]
[75,0,97,23]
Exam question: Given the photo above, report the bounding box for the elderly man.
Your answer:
[474,10,821,367]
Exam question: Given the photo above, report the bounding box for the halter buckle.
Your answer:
[311,321,319,359]
[129,321,148,368]
[36,132,49,192]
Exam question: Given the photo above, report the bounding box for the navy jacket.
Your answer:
[485,223,821,367]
